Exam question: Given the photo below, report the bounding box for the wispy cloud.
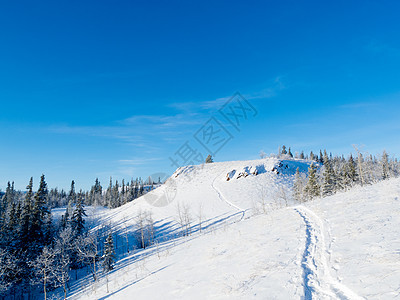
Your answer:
[121,112,203,128]
[118,157,162,165]
[168,75,286,113]
[339,102,380,109]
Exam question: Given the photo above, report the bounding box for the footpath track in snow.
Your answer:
[212,172,246,220]
[294,206,364,300]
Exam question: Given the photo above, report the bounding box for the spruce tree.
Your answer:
[67,180,76,206]
[31,175,50,248]
[299,151,305,159]
[205,154,214,163]
[288,147,293,158]
[112,181,120,208]
[310,151,315,161]
[71,195,86,236]
[281,145,287,155]
[322,150,336,196]
[319,150,324,164]
[102,233,115,273]
[347,154,357,184]
[304,163,320,200]
[60,207,70,230]
[128,179,135,202]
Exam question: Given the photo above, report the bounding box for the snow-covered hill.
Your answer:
[64,158,400,300]
[91,158,310,237]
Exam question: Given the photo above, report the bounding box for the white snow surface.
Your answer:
[63,158,400,300]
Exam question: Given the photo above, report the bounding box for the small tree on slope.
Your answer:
[102,233,116,273]
[71,195,86,236]
[293,167,303,202]
[304,163,320,200]
[382,150,390,180]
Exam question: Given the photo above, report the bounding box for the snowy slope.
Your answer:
[91,158,309,240]
[64,159,400,300]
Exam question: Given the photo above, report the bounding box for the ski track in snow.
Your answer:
[294,206,364,300]
[212,171,246,220]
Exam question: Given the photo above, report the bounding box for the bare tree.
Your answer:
[176,202,192,236]
[135,210,154,249]
[30,246,57,300]
[253,181,271,214]
[54,227,73,299]
[75,233,99,282]
[196,202,204,233]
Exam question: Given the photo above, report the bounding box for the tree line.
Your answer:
[0,175,119,299]
[291,147,399,201]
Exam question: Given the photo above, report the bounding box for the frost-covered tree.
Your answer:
[67,180,76,206]
[310,151,315,161]
[30,246,56,300]
[259,150,267,159]
[293,167,303,202]
[31,174,51,248]
[76,233,99,281]
[382,150,390,180]
[322,151,336,196]
[0,249,16,295]
[102,233,115,273]
[347,154,358,184]
[304,163,320,200]
[54,227,73,299]
[71,195,86,236]
[176,202,192,236]
[136,210,154,248]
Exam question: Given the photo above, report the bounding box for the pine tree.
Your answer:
[288,147,293,158]
[121,179,126,205]
[31,175,50,248]
[347,154,357,184]
[319,150,324,164]
[60,207,70,230]
[310,151,315,161]
[205,154,214,163]
[304,163,320,200]
[71,195,86,236]
[134,179,139,199]
[102,233,115,273]
[112,180,120,208]
[1,182,13,226]
[322,150,336,196]
[7,203,17,238]
[281,145,287,155]
[128,179,135,202]
[106,177,113,207]
[67,180,76,206]
[299,151,305,159]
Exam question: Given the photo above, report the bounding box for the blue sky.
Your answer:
[1,0,400,191]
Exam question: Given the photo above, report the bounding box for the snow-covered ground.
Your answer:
[61,158,400,300]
